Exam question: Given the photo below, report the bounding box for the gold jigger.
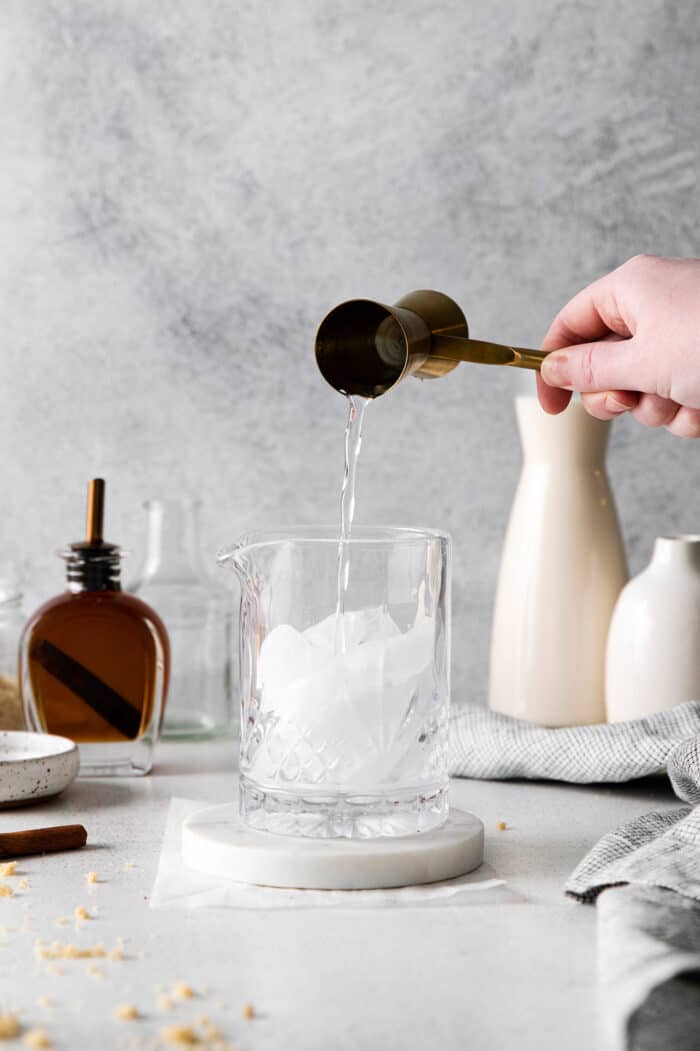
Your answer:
[315,290,548,398]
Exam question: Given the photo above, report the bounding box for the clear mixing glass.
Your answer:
[219,526,451,838]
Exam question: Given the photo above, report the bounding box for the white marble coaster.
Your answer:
[182,803,484,890]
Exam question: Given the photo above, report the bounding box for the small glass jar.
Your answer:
[0,566,27,730]
[129,499,234,739]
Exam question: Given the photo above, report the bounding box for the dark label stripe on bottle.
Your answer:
[31,640,143,740]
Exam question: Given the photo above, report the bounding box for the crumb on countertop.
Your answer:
[18,879,29,891]
[74,907,90,921]
[35,940,106,961]
[0,884,14,898]
[0,1013,20,1038]
[0,862,17,878]
[85,872,99,884]
[496,821,508,831]
[107,948,124,961]
[113,1004,140,1022]
[172,982,195,1001]
[159,1025,201,1046]
[241,1002,255,1021]
[22,1029,52,1049]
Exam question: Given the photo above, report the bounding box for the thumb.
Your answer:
[540,336,640,394]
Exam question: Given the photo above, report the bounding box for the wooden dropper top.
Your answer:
[85,478,105,545]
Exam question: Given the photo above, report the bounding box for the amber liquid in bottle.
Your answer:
[25,590,166,743]
[19,480,169,776]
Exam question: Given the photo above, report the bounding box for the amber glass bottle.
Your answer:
[19,480,169,776]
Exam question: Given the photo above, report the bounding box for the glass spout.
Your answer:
[217,535,262,588]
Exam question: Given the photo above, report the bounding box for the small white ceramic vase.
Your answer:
[606,535,700,722]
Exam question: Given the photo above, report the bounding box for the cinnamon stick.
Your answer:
[0,825,87,859]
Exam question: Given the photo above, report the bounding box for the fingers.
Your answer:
[579,392,700,438]
[538,259,641,416]
[666,406,700,439]
[581,390,679,427]
[540,336,651,395]
[536,372,572,414]
[538,256,700,436]
[631,394,680,428]
[581,390,640,420]
[541,268,634,353]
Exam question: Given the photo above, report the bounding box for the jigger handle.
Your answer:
[432,334,548,371]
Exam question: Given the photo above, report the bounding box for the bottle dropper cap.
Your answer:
[73,478,115,553]
[86,478,105,546]
[61,478,121,589]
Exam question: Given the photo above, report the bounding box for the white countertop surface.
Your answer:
[0,740,679,1050]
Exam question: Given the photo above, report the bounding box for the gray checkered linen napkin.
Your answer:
[448,704,700,1050]
[567,735,700,1049]
[566,734,700,903]
[448,700,700,782]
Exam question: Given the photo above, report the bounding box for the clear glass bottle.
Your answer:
[0,565,27,730]
[19,480,169,776]
[129,499,234,739]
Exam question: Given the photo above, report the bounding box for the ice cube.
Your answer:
[303,606,401,651]
[258,624,310,696]
[251,611,436,788]
[385,618,435,683]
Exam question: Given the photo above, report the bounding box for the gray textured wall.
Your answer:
[2,0,698,702]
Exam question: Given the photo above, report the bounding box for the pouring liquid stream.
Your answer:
[334,395,369,653]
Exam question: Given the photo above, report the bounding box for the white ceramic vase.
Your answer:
[606,535,700,722]
[489,397,628,726]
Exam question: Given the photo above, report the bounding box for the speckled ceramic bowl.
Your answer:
[0,731,79,807]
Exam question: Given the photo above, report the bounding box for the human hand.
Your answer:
[537,255,700,438]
